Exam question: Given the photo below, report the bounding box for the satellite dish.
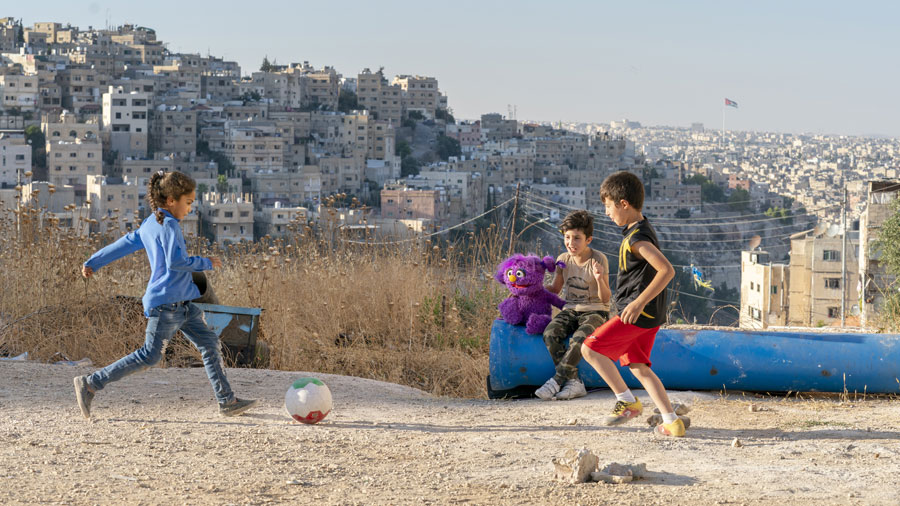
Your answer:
[748,235,761,250]
[812,222,828,236]
[826,223,841,238]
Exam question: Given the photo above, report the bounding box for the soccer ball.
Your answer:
[284,377,332,424]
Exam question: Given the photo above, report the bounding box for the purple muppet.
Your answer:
[495,254,567,335]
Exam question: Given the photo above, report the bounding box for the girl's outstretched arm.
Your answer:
[161,221,212,271]
[83,229,144,272]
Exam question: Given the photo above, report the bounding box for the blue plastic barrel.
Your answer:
[489,319,900,394]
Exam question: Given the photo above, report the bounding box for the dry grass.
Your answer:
[0,201,510,398]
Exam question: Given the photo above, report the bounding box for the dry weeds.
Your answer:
[0,200,510,398]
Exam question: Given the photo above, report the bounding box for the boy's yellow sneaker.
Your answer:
[602,399,643,426]
[654,417,686,437]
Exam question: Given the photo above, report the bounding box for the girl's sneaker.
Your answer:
[219,397,258,417]
[602,399,643,426]
[654,418,686,437]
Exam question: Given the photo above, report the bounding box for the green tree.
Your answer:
[435,108,455,123]
[407,110,425,121]
[728,188,751,212]
[24,125,46,172]
[874,198,900,329]
[260,56,273,72]
[216,174,229,194]
[395,139,412,158]
[436,134,461,160]
[675,208,691,219]
[338,89,359,113]
[400,156,420,178]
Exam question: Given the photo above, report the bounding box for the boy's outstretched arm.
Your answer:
[619,241,675,325]
[83,229,144,276]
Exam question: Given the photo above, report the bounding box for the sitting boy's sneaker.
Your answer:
[602,399,643,426]
[73,376,94,419]
[534,378,561,400]
[554,378,587,400]
[219,397,258,417]
[654,417,686,437]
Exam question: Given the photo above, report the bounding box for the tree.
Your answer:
[400,156,420,178]
[338,89,359,113]
[407,110,425,121]
[435,108,455,123]
[395,139,412,158]
[24,125,46,172]
[436,134,461,160]
[874,198,900,329]
[675,208,691,219]
[728,188,750,212]
[260,56,273,72]
[216,174,229,194]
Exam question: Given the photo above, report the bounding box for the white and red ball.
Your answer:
[284,377,332,424]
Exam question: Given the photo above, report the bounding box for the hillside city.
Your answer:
[0,18,898,330]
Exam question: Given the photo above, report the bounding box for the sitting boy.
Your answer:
[536,210,611,400]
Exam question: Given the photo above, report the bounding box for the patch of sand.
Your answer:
[1,361,898,505]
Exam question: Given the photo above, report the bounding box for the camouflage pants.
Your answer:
[543,309,609,384]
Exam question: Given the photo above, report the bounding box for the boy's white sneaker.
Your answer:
[555,378,587,400]
[534,378,561,400]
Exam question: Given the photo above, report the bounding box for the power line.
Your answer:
[523,190,838,227]
[339,196,515,245]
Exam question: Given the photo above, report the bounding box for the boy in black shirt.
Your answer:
[581,171,685,436]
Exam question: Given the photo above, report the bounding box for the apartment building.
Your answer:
[740,250,789,329]
[530,184,586,210]
[446,121,482,151]
[254,202,307,239]
[414,169,486,221]
[481,113,519,142]
[380,183,447,223]
[858,180,900,327]
[0,18,20,52]
[787,231,860,327]
[366,119,395,161]
[391,75,439,119]
[197,192,254,245]
[102,86,149,158]
[0,74,39,111]
[46,135,101,198]
[86,175,140,234]
[0,131,30,188]
[357,69,403,125]
[149,105,197,156]
[205,121,287,177]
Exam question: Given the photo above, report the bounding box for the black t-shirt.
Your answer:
[615,218,667,328]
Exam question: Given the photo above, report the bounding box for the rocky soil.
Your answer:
[2,361,899,505]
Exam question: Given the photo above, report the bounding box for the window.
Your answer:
[825,278,840,289]
[771,285,778,294]
[750,282,755,290]
[827,307,839,318]
[224,211,233,218]
[823,250,840,261]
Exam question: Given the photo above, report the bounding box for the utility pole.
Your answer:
[507,182,520,255]
[840,188,848,327]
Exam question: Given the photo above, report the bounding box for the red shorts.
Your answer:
[583,316,659,367]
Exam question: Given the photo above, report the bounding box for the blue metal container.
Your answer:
[489,319,900,395]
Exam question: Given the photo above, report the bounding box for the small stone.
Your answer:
[732,438,743,448]
[551,448,599,484]
[565,418,577,426]
[748,404,759,412]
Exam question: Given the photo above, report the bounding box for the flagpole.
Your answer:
[721,104,725,150]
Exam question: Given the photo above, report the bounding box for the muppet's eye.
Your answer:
[515,269,525,278]
[505,269,514,278]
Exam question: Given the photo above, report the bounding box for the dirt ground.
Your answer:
[1,361,899,505]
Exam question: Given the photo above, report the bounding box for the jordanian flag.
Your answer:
[725,98,738,108]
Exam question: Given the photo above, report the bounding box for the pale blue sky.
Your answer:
[10,1,900,137]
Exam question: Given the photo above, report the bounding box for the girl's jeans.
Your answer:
[85,302,235,405]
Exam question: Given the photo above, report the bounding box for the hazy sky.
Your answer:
[11,1,900,137]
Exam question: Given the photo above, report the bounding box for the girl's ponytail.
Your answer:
[146,170,196,224]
